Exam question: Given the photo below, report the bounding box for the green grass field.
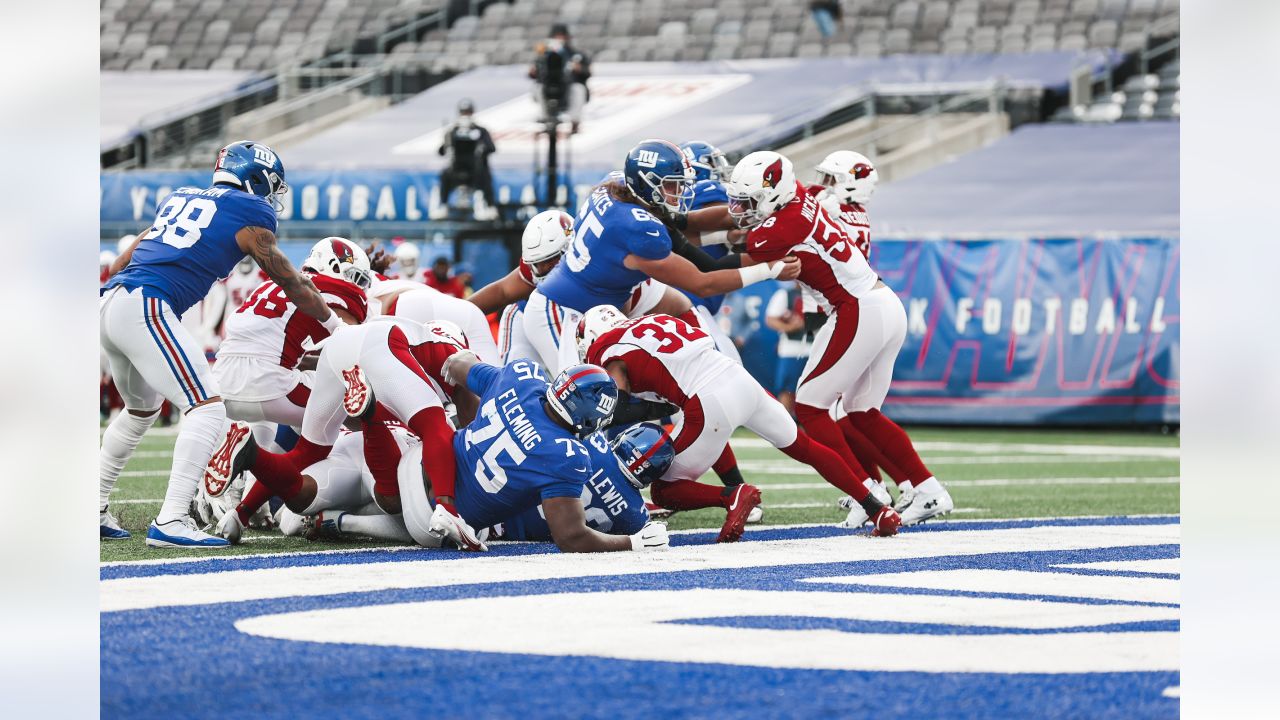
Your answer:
[100,425,1179,562]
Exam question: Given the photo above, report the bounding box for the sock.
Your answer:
[778,431,878,510]
[712,445,743,487]
[362,420,403,498]
[237,478,274,526]
[651,479,728,511]
[794,403,874,488]
[99,408,160,508]
[838,414,908,485]
[244,448,305,508]
[158,402,227,523]
[283,436,332,474]
[408,406,457,503]
[846,409,932,485]
[337,513,414,543]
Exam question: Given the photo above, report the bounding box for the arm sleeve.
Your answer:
[606,394,679,428]
[465,362,501,395]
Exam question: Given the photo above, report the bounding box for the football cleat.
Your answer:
[746,505,764,524]
[893,485,916,513]
[426,503,488,551]
[215,510,244,545]
[146,517,231,548]
[870,505,902,537]
[100,506,131,541]
[308,511,347,542]
[898,479,954,526]
[837,499,869,529]
[276,505,310,537]
[341,365,373,418]
[717,484,762,543]
[204,421,256,497]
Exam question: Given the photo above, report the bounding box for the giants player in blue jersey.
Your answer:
[497,422,672,541]
[100,140,344,548]
[522,139,800,374]
[676,140,743,364]
[441,355,670,551]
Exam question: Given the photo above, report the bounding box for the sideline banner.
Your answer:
[730,238,1179,426]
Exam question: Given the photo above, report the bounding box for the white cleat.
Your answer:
[146,516,230,548]
[897,478,954,526]
[838,501,869,529]
[215,510,244,545]
[426,504,488,551]
[100,506,131,541]
[276,506,310,537]
[866,478,892,507]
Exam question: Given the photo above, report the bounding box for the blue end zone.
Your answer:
[101,517,1180,719]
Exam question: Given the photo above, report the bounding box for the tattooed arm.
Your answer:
[235,226,337,326]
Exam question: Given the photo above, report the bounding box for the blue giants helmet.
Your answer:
[212,140,289,212]
[680,140,730,182]
[623,139,695,214]
[612,422,675,489]
[545,364,619,437]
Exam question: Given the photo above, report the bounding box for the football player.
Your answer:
[391,242,427,283]
[100,140,340,547]
[206,317,478,543]
[675,140,742,364]
[727,151,953,526]
[467,209,575,362]
[577,306,901,540]
[524,139,800,375]
[369,277,500,363]
[222,256,269,322]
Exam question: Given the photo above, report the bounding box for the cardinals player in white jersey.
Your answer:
[213,237,371,431]
[391,242,428,283]
[206,317,479,543]
[466,209,574,363]
[727,151,952,526]
[577,306,901,541]
[222,256,269,324]
[368,277,499,363]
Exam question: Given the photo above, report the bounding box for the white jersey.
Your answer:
[223,268,269,324]
[368,280,499,363]
[585,314,736,405]
[218,272,369,369]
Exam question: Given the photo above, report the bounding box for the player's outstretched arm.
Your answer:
[543,496,667,552]
[685,205,735,233]
[625,252,799,298]
[467,268,532,315]
[237,226,336,327]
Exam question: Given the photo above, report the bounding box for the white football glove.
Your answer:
[629,521,670,551]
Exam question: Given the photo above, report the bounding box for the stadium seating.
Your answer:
[101,0,1181,73]
[100,0,444,71]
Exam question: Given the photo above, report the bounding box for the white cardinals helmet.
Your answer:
[117,234,137,256]
[423,320,468,350]
[99,250,117,270]
[726,151,797,229]
[575,305,628,362]
[521,209,574,284]
[815,150,879,205]
[303,237,372,289]
[393,242,420,276]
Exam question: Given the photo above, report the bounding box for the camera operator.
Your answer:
[529,23,591,133]
[438,98,496,212]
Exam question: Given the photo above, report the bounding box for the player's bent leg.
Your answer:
[522,291,569,373]
[99,406,160,540]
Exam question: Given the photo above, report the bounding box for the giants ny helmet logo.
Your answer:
[635,150,660,168]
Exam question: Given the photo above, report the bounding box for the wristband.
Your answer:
[320,311,342,333]
[737,261,783,287]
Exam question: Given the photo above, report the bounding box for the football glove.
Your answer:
[629,521,670,551]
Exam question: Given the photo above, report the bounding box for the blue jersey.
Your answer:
[680,179,730,315]
[105,185,276,316]
[453,360,592,530]
[500,431,650,541]
[538,184,672,312]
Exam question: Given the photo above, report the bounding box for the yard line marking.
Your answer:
[752,477,1179,490]
[729,437,1178,458]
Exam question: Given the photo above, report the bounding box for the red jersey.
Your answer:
[516,258,537,288]
[425,272,467,298]
[586,314,736,406]
[804,184,871,259]
[745,181,878,313]
[219,272,368,369]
